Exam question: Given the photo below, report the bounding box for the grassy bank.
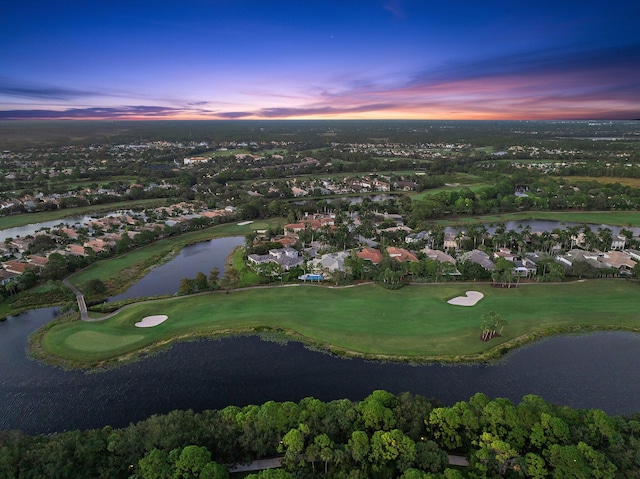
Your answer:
[38,280,640,368]
[68,218,284,294]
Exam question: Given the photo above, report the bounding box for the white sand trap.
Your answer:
[237,220,254,226]
[135,315,168,328]
[447,291,484,306]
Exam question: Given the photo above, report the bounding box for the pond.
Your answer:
[0,210,144,243]
[448,220,640,237]
[109,236,245,301]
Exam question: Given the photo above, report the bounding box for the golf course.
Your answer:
[38,279,640,367]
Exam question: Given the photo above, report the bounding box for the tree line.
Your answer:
[1,391,639,478]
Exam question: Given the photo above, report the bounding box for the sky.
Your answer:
[1,0,639,121]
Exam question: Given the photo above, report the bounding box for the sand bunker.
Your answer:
[447,291,484,306]
[135,315,168,328]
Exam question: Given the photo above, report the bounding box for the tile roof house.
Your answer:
[26,255,49,270]
[0,269,18,285]
[598,251,636,272]
[356,247,383,265]
[386,247,418,263]
[2,260,35,275]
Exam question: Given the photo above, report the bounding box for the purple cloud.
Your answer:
[0,105,188,120]
[0,78,101,101]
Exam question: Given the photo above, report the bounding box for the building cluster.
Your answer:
[245,211,639,283]
[0,203,236,286]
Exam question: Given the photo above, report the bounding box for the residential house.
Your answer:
[421,248,456,265]
[386,247,418,263]
[513,257,538,277]
[443,232,462,251]
[598,251,636,273]
[459,249,495,271]
[405,230,431,245]
[67,244,88,256]
[84,238,113,254]
[60,227,79,240]
[309,251,351,273]
[26,255,49,272]
[494,248,517,262]
[0,269,18,285]
[9,237,33,253]
[247,247,303,271]
[556,249,608,271]
[1,260,35,275]
[356,248,383,265]
[183,156,211,165]
[611,234,627,250]
[393,181,418,191]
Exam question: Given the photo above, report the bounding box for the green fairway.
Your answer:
[39,280,640,367]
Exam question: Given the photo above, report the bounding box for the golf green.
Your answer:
[39,280,640,367]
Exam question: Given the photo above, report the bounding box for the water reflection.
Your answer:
[2,306,640,434]
[110,236,245,301]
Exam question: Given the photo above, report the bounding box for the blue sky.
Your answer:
[1,0,639,120]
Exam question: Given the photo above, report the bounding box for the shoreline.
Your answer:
[29,279,640,371]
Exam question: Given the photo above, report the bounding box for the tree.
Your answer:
[179,277,194,295]
[632,262,640,280]
[173,445,212,478]
[481,311,503,341]
[83,278,107,296]
[348,430,371,465]
[194,272,208,292]
[208,267,220,289]
[138,448,172,479]
[220,267,240,291]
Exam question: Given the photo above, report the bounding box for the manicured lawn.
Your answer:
[40,280,640,366]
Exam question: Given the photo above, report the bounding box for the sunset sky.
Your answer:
[1,0,639,120]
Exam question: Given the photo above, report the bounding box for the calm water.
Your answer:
[3,233,640,434]
[0,215,94,243]
[109,236,245,301]
[448,220,640,236]
[2,306,640,434]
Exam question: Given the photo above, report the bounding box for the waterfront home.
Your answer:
[247,247,303,271]
[309,251,351,273]
[356,247,383,265]
[459,249,495,271]
[386,247,418,263]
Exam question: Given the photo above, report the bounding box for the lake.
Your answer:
[109,236,245,301]
[2,231,640,435]
[2,306,640,434]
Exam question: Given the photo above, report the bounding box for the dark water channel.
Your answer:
[109,236,245,301]
[2,235,640,434]
[2,306,640,434]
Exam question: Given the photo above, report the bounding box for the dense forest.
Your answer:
[1,391,638,478]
